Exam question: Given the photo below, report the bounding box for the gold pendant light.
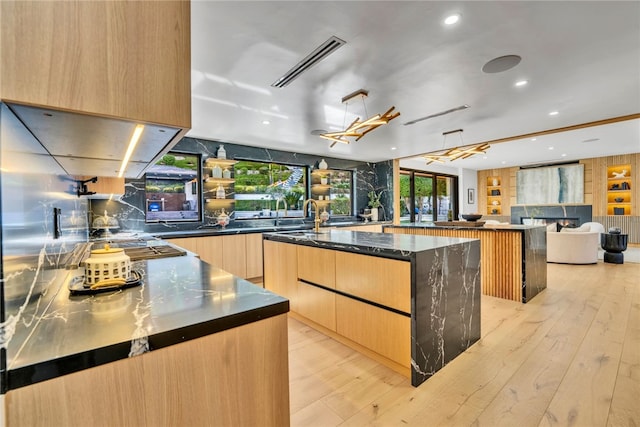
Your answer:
[319,89,400,147]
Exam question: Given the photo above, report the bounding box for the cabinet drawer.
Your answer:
[297,246,336,288]
[296,281,336,331]
[335,252,410,313]
[336,295,410,366]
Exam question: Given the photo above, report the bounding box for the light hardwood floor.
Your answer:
[287,260,640,426]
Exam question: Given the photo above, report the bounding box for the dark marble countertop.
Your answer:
[5,254,288,390]
[263,229,476,261]
[152,220,390,239]
[386,222,546,232]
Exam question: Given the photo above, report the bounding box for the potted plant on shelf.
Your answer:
[368,190,383,222]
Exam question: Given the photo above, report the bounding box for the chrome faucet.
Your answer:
[303,198,321,233]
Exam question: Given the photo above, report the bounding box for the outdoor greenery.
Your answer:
[156,154,198,170]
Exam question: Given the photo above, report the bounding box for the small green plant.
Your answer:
[368,190,383,208]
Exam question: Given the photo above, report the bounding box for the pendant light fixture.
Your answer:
[423,129,490,165]
[319,89,400,147]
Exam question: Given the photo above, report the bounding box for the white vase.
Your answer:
[217,144,226,159]
[216,184,225,199]
[370,207,379,222]
[319,159,328,170]
[222,168,231,179]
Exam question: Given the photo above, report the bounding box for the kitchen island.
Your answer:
[384,223,547,303]
[3,245,290,426]
[263,229,481,387]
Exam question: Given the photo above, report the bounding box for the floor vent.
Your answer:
[271,36,346,88]
[404,104,470,126]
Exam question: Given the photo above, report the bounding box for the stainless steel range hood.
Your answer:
[6,103,184,178]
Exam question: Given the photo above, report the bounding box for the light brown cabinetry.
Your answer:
[263,240,298,310]
[245,233,264,278]
[0,1,190,128]
[165,234,262,279]
[297,246,336,288]
[5,314,290,427]
[335,252,410,313]
[263,240,412,375]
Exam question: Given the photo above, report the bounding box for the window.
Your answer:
[234,161,307,219]
[145,152,201,222]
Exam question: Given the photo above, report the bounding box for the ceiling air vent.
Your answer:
[404,104,470,126]
[271,36,346,88]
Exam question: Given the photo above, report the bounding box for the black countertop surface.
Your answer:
[152,220,389,239]
[386,222,545,231]
[263,229,476,260]
[5,251,288,390]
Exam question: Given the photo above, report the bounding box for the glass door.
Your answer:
[400,169,458,223]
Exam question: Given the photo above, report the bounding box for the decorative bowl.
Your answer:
[461,214,483,222]
[614,197,624,203]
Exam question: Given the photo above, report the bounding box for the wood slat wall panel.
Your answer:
[386,227,522,302]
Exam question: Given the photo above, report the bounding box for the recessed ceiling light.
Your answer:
[262,120,270,125]
[548,146,554,150]
[549,111,559,116]
[391,147,397,150]
[515,80,528,87]
[483,156,488,160]
[561,153,567,157]
[501,161,507,165]
[531,138,537,141]
[444,14,461,25]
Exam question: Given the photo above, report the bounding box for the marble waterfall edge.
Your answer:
[411,240,481,386]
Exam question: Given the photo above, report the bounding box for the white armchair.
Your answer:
[546,222,604,264]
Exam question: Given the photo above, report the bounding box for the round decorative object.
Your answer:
[461,214,483,222]
[84,244,131,285]
[318,159,328,170]
[320,209,330,222]
[614,197,624,202]
[608,227,621,235]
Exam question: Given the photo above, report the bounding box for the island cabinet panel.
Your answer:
[297,246,336,288]
[245,232,264,278]
[297,281,337,331]
[263,240,298,310]
[166,235,258,279]
[0,1,191,128]
[262,231,481,387]
[384,225,547,303]
[336,295,410,366]
[197,237,224,268]
[335,252,410,313]
[222,235,247,278]
[5,314,290,427]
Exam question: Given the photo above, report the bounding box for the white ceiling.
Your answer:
[189,1,640,171]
